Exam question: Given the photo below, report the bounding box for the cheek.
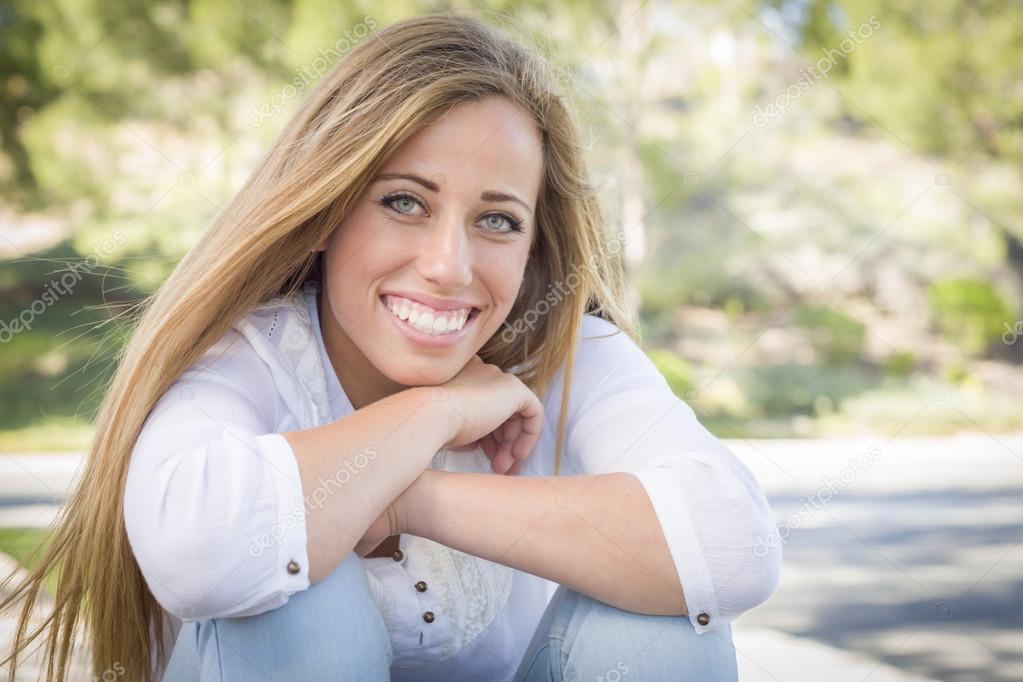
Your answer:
[326,223,404,291]
[503,249,531,298]
[480,252,530,315]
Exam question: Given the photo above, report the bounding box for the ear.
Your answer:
[312,240,328,253]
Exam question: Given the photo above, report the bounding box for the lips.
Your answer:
[380,290,479,312]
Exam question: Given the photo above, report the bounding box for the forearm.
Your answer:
[410,470,687,616]
[283,387,451,583]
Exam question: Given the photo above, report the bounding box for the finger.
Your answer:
[492,421,507,446]
[498,416,526,474]
[492,439,516,474]
[510,394,544,464]
[500,418,523,460]
[479,432,500,465]
[486,421,517,475]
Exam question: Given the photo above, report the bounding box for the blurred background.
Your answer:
[1,1,1020,680]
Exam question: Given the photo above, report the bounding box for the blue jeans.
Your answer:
[162,551,738,681]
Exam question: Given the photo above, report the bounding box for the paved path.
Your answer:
[734,628,939,681]
[731,433,1023,682]
[0,551,89,679]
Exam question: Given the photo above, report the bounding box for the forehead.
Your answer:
[379,97,544,207]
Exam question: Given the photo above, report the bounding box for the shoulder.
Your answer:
[574,313,663,386]
[183,293,304,382]
[542,313,670,414]
[232,291,312,352]
[148,292,313,430]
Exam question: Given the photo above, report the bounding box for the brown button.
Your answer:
[392,549,404,562]
[415,581,428,592]
[423,611,435,623]
[286,560,301,575]
[697,613,710,626]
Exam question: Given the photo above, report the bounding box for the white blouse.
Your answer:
[123,288,781,681]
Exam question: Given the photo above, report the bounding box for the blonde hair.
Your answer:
[1,12,636,682]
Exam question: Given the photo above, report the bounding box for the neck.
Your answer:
[316,289,405,410]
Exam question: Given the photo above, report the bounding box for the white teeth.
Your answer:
[384,295,473,336]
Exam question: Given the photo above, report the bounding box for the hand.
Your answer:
[436,356,544,476]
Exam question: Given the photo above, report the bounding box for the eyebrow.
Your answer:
[373,172,533,214]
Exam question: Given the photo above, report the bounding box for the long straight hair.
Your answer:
[1,12,636,682]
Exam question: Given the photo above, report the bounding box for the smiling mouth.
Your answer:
[381,294,481,336]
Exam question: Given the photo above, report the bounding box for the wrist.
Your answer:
[402,469,445,537]
[411,385,462,449]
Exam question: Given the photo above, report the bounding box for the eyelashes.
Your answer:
[377,191,526,234]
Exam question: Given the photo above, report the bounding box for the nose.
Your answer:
[415,211,473,289]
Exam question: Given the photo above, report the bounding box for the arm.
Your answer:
[282,386,451,583]
[124,328,452,619]
[399,315,781,633]
[406,469,686,616]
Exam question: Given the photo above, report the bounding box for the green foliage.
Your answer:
[736,363,875,418]
[882,351,916,378]
[648,348,694,399]
[791,304,866,365]
[822,377,1023,436]
[2,0,1023,443]
[928,278,1014,355]
[0,243,131,429]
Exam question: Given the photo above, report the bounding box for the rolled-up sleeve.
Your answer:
[561,315,782,634]
[123,330,311,621]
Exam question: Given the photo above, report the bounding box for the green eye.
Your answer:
[482,214,523,233]
[378,192,525,234]
[379,192,424,215]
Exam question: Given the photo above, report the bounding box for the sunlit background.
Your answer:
[1,1,1021,680]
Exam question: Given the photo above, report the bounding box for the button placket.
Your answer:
[412,576,437,630]
[392,539,439,630]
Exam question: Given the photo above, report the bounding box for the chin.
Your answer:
[383,362,462,388]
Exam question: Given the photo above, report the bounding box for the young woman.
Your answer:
[1,13,780,682]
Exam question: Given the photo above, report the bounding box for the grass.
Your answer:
[0,527,58,596]
[0,417,93,453]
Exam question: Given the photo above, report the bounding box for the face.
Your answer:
[315,95,544,408]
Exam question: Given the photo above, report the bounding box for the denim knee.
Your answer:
[161,552,392,681]
[518,586,738,682]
